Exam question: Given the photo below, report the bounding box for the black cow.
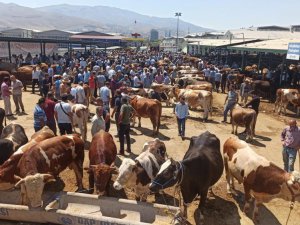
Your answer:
[252,80,271,100]
[0,108,6,136]
[149,131,224,225]
[0,124,28,165]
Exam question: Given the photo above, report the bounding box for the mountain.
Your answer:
[0,3,104,31]
[0,3,212,36]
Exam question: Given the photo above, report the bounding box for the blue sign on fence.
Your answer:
[287,42,300,60]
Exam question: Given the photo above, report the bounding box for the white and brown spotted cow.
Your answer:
[223,137,300,222]
[15,134,84,207]
[172,86,213,121]
[113,139,167,201]
[274,89,300,115]
[71,104,89,142]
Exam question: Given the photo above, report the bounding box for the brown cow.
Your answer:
[231,104,256,141]
[0,126,54,190]
[274,89,300,115]
[130,96,162,135]
[186,83,213,92]
[223,137,300,222]
[15,134,84,207]
[86,130,117,195]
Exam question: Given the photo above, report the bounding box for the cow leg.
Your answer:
[252,200,261,223]
[70,162,84,191]
[197,190,208,224]
[150,117,158,135]
[243,183,252,214]
[235,125,238,135]
[231,124,234,134]
[224,158,234,194]
[138,117,141,127]
[88,173,94,194]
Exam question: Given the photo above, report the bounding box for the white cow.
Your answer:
[113,139,166,201]
[71,104,89,142]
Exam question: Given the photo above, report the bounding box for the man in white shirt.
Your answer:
[32,66,40,94]
[79,57,87,69]
[76,82,86,105]
[54,94,73,135]
[99,82,111,111]
[10,75,25,113]
[91,106,106,137]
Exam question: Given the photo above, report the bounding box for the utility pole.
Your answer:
[175,12,182,52]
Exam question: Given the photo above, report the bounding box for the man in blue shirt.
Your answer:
[175,96,189,140]
[33,97,47,132]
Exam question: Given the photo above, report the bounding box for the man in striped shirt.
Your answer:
[33,97,47,132]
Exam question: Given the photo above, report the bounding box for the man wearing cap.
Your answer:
[1,77,13,116]
[222,85,239,123]
[111,89,122,133]
[54,94,73,135]
[118,97,135,155]
[281,120,300,172]
[33,97,47,132]
[99,82,111,111]
[43,92,57,135]
[10,75,25,113]
[240,79,252,104]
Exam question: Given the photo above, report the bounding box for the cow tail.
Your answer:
[158,102,162,131]
[210,94,213,117]
[4,114,6,127]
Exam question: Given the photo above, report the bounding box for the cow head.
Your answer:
[113,158,137,190]
[287,171,300,197]
[142,138,167,162]
[149,158,181,193]
[85,164,118,195]
[15,173,55,207]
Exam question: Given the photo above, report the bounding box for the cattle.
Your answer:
[0,107,6,136]
[71,104,89,142]
[86,130,117,195]
[113,139,167,201]
[0,62,17,73]
[15,65,33,91]
[149,131,224,224]
[172,86,213,121]
[0,126,55,190]
[0,124,28,165]
[252,80,271,100]
[15,134,84,207]
[274,89,300,115]
[83,84,91,107]
[231,104,257,141]
[130,96,162,135]
[223,137,300,222]
[186,83,213,92]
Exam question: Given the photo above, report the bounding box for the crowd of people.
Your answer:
[1,49,300,170]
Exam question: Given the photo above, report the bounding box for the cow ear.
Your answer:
[110,166,119,175]
[42,174,56,183]
[15,178,25,188]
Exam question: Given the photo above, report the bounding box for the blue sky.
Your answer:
[1,0,299,30]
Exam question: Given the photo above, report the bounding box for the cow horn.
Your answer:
[42,174,55,183]
[15,178,25,188]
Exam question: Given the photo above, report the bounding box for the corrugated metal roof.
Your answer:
[70,35,126,40]
[227,38,300,53]
[187,39,252,47]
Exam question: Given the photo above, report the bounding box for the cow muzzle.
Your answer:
[113,181,122,190]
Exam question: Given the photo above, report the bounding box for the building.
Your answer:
[257,26,290,32]
[70,31,127,48]
[291,25,300,32]
[0,28,35,38]
[150,29,159,41]
[159,37,186,52]
[34,30,73,40]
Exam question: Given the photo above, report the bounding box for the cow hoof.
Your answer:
[138,124,141,128]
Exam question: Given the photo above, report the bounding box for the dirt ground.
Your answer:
[0,90,300,225]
